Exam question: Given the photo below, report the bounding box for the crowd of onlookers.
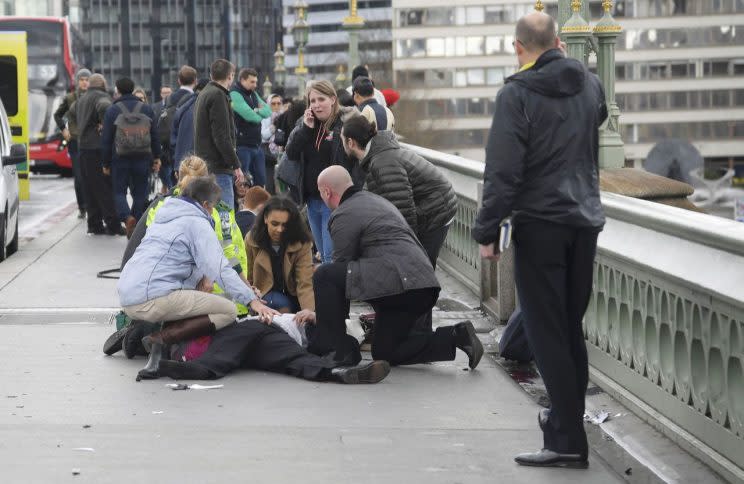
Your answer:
[89,58,480,386]
[94,7,608,468]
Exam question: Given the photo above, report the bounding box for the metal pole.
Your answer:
[594,1,625,168]
[342,0,365,76]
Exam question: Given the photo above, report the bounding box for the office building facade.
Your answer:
[282,0,393,90]
[392,0,744,168]
[78,0,283,98]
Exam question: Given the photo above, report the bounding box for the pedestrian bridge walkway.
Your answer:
[0,207,624,482]
[410,143,744,483]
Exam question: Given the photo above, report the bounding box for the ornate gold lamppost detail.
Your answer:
[273,43,287,90]
[292,0,310,98]
[342,0,365,76]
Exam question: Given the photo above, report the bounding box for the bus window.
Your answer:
[0,55,18,116]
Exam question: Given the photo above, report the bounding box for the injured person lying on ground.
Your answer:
[109,175,389,384]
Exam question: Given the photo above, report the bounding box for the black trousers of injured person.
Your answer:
[308,262,456,366]
[183,319,337,380]
[513,217,599,458]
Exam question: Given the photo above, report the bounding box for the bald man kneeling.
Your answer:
[306,165,483,369]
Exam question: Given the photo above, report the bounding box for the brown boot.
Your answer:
[125,216,137,239]
[137,315,216,381]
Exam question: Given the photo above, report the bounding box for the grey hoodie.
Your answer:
[118,196,256,308]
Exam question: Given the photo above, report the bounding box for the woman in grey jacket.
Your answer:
[118,177,278,380]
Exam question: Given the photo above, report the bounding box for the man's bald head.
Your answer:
[318,165,354,210]
[515,12,557,53]
[318,165,353,193]
[88,73,107,90]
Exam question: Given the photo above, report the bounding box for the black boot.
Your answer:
[123,320,158,359]
[329,360,390,384]
[136,315,215,381]
[454,321,484,369]
[157,360,213,380]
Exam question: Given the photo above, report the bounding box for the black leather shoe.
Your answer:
[330,360,390,384]
[103,325,130,355]
[514,449,588,469]
[454,321,484,369]
[538,408,550,431]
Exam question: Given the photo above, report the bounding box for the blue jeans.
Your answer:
[237,145,266,187]
[111,158,150,221]
[263,290,300,312]
[306,196,333,264]
[214,173,235,208]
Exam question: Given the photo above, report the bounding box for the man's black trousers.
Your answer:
[513,218,599,457]
[308,262,456,366]
[67,140,86,212]
[184,320,337,380]
[413,223,450,332]
[79,149,118,230]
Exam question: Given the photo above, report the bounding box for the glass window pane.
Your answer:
[486,36,501,55]
[427,38,445,57]
[467,68,485,85]
[454,70,467,87]
[468,98,485,115]
[486,68,504,85]
[466,6,484,24]
[466,36,484,56]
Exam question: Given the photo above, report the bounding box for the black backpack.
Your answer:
[114,102,152,156]
[157,102,177,148]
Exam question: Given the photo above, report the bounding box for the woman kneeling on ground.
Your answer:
[245,196,315,321]
[117,177,279,380]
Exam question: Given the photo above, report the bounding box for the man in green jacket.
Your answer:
[194,59,243,207]
[230,68,271,189]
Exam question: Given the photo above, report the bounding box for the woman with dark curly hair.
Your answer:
[245,196,315,318]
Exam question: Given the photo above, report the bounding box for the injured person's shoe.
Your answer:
[454,320,484,370]
[330,360,390,384]
[103,324,131,355]
[157,360,213,380]
[514,449,588,469]
[123,320,158,359]
[136,337,163,381]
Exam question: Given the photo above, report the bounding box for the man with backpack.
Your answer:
[157,66,198,187]
[101,77,161,237]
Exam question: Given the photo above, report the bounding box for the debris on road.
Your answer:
[72,448,95,452]
[584,411,610,425]
[71,468,81,476]
[165,383,224,391]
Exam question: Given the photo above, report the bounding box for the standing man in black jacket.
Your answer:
[473,13,607,469]
[54,68,90,219]
[194,59,243,208]
[74,74,124,235]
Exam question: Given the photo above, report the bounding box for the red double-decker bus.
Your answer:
[0,16,86,174]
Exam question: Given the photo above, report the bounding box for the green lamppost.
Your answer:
[541,0,694,206]
[292,0,310,98]
[342,0,365,76]
[551,0,625,169]
[593,1,625,169]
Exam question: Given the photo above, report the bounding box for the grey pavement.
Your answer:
[0,187,623,483]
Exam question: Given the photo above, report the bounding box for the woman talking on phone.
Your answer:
[284,80,361,264]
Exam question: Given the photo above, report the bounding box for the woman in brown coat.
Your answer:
[245,196,315,315]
